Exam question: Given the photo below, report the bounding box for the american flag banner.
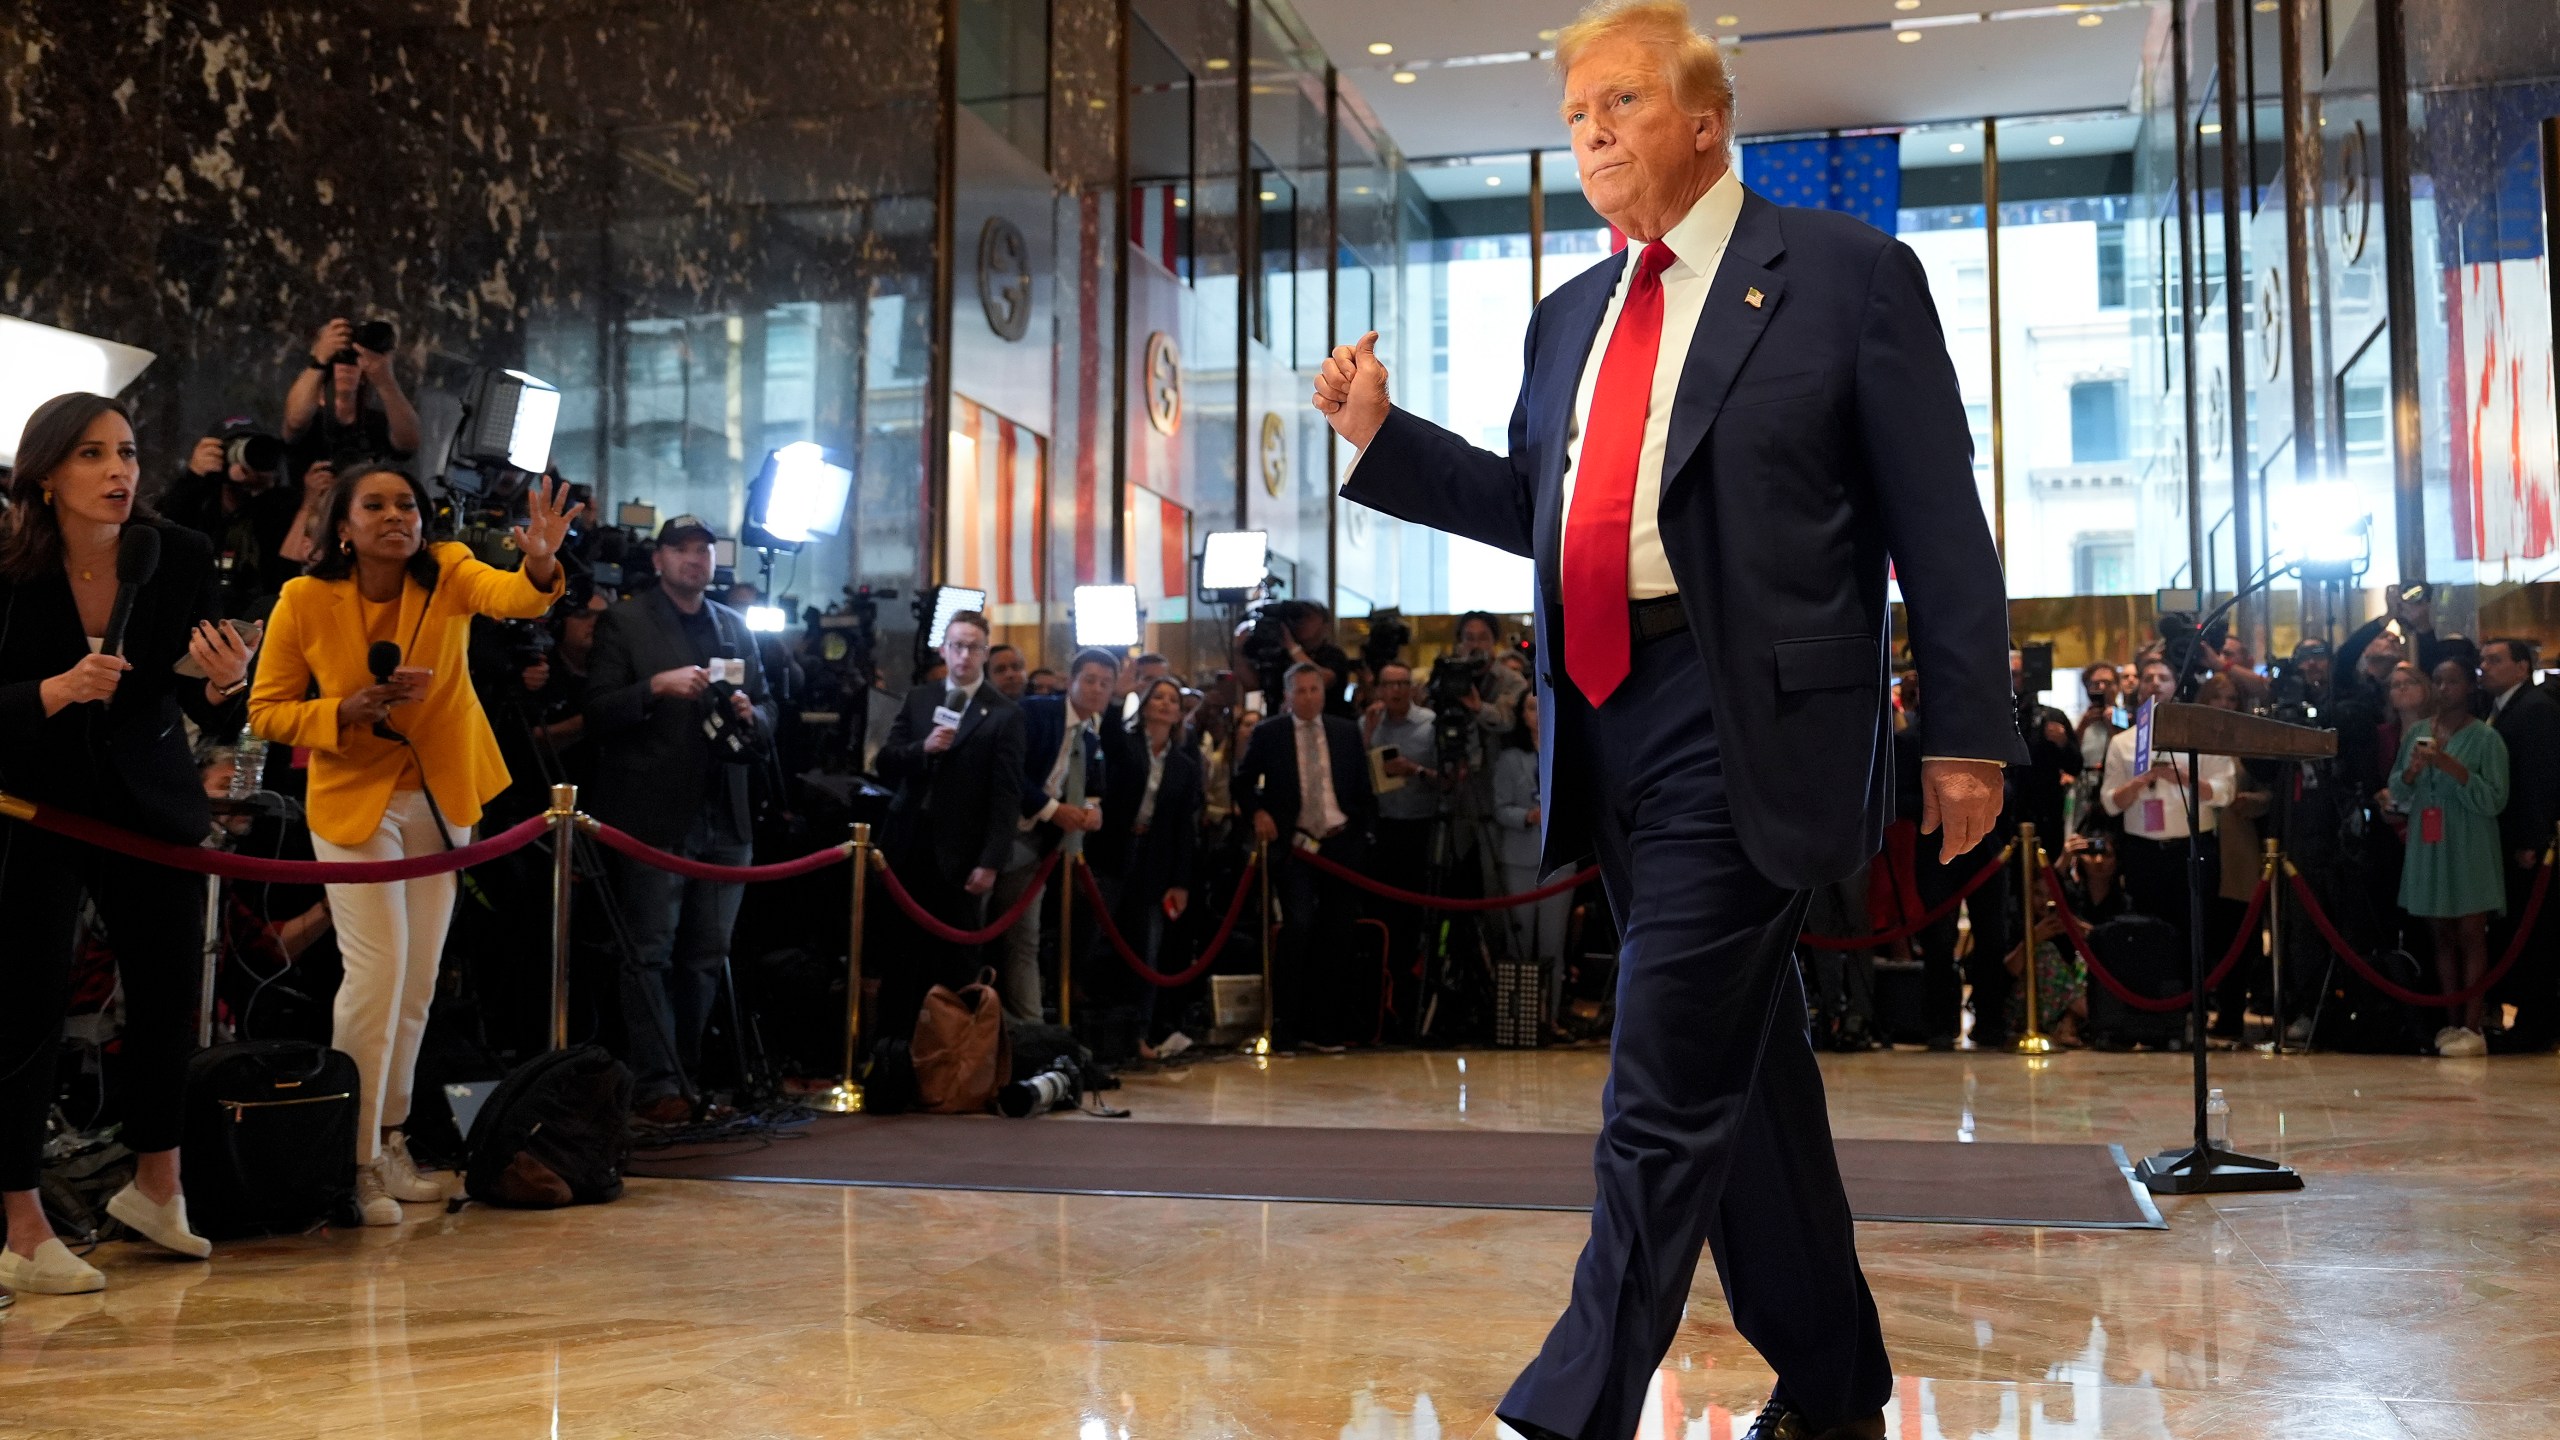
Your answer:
[1125,484,1192,624]
[946,395,1047,624]
[1738,134,1901,234]
[2435,85,2558,567]
[1129,183,1182,276]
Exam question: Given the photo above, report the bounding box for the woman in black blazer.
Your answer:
[0,394,255,1296]
[1107,678,1205,1054]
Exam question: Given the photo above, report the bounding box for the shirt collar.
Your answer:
[2495,682,2523,711]
[1653,167,1745,282]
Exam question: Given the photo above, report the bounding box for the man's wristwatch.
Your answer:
[214,676,251,699]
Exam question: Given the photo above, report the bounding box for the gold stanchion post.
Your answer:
[2263,836,2285,1054]
[1058,851,1077,1032]
[816,822,872,1114]
[2016,821,2052,1055]
[1255,838,1274,1055]
[547,784,579,1052]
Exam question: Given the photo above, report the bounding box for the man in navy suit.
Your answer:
[1314,6,2020,1438]
[1237,661,1378,1047]
[989,648,1117,1022]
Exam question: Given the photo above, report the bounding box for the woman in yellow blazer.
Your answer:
[251,463,578,1225]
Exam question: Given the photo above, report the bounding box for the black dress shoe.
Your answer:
[1741,1398,1886,1440]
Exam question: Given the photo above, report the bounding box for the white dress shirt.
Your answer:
[2493,682,2525,715]
[1557,168,1745,599]
[2100,726,2234,840]
[1294,714,1349,839]
[1026,704,1100,827]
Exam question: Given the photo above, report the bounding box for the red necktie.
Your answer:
[1562,241,1675,706]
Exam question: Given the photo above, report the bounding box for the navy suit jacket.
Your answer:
[1235,711,1377,841]
[1016,694,1110,836]
[1342,188,2024,889]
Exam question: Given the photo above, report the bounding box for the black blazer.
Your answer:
[0,521,235,845]
[1344,187,2026,888]
[2494,684,2560,857]
[1101,729,1205,899]
[1016,693,1112,838]
[1236,711,1376,841]
[876,680,1025,881]
[580,587,773,849]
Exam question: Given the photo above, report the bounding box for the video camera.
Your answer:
[1425,653,1488,763]
[1360,610,1410,676]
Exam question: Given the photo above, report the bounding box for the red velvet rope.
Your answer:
[584,820,853,882]
[1797,844,2016,950]
[1292,845,1600,910]
[870,848,1062,945]
[2042,864,2267,1013]
[1075,855,1263,987]
[4,801,552,884]
[2282,858,2553,1008]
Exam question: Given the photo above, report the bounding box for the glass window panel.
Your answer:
[957,0,1049,164]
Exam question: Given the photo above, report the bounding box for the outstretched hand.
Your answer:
[1312,331,1391,450]
[513,475,585,586]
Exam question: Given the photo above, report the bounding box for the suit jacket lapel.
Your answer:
[952,685,990,750]
[1533,254,1625,603]
[1659,190,1788,492]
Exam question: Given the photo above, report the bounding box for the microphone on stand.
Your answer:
[367,640,407,742]
[99,524,162,662]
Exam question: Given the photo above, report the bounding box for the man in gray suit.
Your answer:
[583,515,774,1124]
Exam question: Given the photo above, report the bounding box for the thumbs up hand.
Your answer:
[1313,331,1391,450]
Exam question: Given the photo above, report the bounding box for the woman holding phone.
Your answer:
[1109,677,1204,1058]
[0,393,255,1294]
[2389,656,2509,1057]
[250,463,577,1224]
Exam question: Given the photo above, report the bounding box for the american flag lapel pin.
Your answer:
[1744,286,1765,309]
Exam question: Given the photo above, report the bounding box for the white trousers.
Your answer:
[315,789,466,1163]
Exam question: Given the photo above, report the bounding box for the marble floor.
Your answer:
[3,1045,2555,1438]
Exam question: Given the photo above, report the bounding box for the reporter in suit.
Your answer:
[1312,7,2018,1435]
[0,394,256,1294]
[875,610,1025,1035]
[1236,662,1378,1048]
[581,516,774,1122]
[991,649,1118,1023]
[251,465,574,1226]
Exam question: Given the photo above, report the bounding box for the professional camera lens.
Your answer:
[995,1056,1081,1118]
[353,319,396,353]
[225,433,285,474]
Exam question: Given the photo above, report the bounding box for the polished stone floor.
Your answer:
[3,1045,2554,1438]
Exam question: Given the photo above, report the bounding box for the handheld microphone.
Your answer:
[367,641,407,742]
[99,524,161,661]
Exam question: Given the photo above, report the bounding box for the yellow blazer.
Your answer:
[250,541,562,847]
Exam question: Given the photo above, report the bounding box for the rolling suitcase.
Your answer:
[179,1040,359,1238]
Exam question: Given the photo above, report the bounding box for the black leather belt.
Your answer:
[1630,593,1687,643]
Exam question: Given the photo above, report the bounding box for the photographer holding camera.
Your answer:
[159,419,301,613]
[283,317,420,476]
[582,516,773,1125]
[1246,600,1355,720]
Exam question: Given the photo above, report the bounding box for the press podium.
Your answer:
[2131,702,2331,1196]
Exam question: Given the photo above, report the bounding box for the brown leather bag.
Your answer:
[910,969,1011,1114]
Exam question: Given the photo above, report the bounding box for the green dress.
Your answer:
[2389,717,2510,917]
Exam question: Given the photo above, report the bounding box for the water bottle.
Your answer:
[231,736,268,800]
[2205,1087,2230,1149]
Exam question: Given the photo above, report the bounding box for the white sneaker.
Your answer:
[380,1132,447,1204]
[106,1183,212,1259]
[353,1159,404,1227]
[2438,1027,2488,1058]
[0,1238,106,1295]
[2433,1025,2462,1052]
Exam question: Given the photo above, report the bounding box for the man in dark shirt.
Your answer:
[282,316,420,480]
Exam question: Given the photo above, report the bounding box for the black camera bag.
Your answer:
[179,1040,359,1238]
[464,1045,632,1208]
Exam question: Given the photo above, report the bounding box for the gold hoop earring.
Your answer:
[41,487,53,504]
[341,538,354,556]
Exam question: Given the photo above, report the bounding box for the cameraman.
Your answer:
[477,586,609,827]
[582,516,773,1124]
[159,420,299,612]
[1256,601,1356,719]
[283,316,420,474]
[1450,611,1527,744]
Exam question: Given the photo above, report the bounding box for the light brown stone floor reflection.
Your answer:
[2,1048,2554,1437]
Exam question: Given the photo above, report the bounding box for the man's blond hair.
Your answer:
[1553,0,1735,129]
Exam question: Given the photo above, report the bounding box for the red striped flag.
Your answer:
[1125,484,1192,623]
[947,395,1046,622]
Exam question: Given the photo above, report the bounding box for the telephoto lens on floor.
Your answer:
[994,1056,1081,1118]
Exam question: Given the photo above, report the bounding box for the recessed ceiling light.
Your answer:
[1715,14,1739,25]
[1354,186,1372,194]
[1895,0,1919,8]
[1537,28,1558,40]
[2200,121,2223,134]
[2077,12,2102,24]
[1205,57,1230,70]
[1392,69,1416,83]
[1948,141,1966,153]
[1897,29,1923,42]
[1259,190,1277,201]
[2049,134,2066,145]
[2253,0,2276,9]
[1367,41,1393,55]
[1173,197,1188,208]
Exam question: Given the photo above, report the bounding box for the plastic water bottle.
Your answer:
[2205,1087,2230,1149]
[230,736,268,800]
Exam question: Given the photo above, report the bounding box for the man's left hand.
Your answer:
[1921,758,2004,862]
[729,689,756,724]
[964,866,996,896]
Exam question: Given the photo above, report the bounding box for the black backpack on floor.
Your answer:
[2082,914,2193,1050]
[463,1045,633,1208]
[180,1040,359,1238]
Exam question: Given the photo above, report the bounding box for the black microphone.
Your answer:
[367,640,407,742]
[99,524,161,661]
